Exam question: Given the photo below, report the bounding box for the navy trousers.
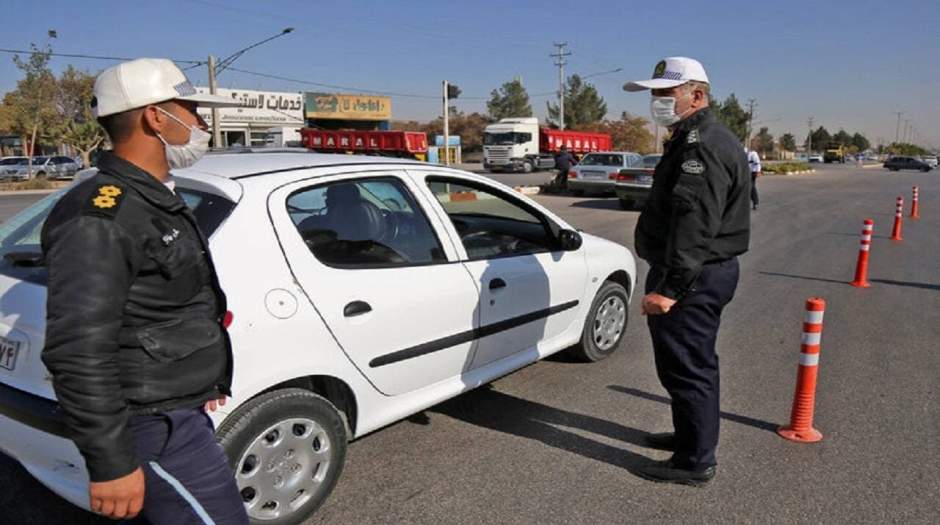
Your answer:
[645,258,739,470]
[125,408,248,525]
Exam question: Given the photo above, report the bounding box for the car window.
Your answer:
[580,154,624,167]
[642,155,662,168]
[287,177,446,269]
[427,178,556,260]
[0,158,25,166]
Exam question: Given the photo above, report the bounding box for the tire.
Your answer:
[522,160,534,173]
[216,388,348,525]
[568,280,629,362]
[571,189,585,197]
[618,198,634,210]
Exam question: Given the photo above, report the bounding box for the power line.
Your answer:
[0,48,202,64]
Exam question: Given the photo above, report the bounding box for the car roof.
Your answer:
[186,149,424,179]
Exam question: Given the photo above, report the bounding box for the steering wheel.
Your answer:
[378,210,400,243]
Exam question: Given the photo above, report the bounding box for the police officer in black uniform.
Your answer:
[623,57,750,485]
[41,58,248,523]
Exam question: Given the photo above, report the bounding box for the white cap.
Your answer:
[623,57,710,92]
[92,58,240,118]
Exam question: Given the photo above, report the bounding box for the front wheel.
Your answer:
[216,388,348,525]
[522,160,534,173]
[568,281,629,362]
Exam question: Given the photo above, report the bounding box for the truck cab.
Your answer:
[483,118,551,173]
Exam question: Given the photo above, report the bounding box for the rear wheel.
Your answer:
[568,281,629,362]
[216,388,348,525]
[522,160,534,173]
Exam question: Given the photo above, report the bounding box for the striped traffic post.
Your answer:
[890,196,903,241]
[849,219,873,288]
[778,298,826,443]
[911,186,920,219]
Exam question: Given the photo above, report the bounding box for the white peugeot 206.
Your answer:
[0,151,636,524]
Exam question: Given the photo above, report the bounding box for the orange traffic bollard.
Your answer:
[778,298,826,443]
[890,196,903,241]
[850,219,873,288]
[911,186,920,219]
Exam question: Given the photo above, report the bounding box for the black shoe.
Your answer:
[643,432,676,451]
[752,204,758,210]
[636,460,716,487]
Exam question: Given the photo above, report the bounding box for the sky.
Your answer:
[2,0,939,148]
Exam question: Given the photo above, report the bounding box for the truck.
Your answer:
[824,143,847,163]
[483,118,612,173]
[300,128,429,161]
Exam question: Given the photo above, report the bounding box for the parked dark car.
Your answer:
[885,156,932,172]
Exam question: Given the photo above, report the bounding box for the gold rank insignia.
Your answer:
[91,185,123,209]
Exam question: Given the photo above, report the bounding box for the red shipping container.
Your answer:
[300,129,428,159]
[540,129,611,154]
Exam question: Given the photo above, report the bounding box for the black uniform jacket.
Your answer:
[635,108,751,300]
[40,152,232,482]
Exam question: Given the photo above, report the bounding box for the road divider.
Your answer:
[911,186,920,219]
[778,298,826,443]
[850,219,874,288]
[891,196,904,241]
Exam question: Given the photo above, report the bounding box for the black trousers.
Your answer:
[750,172,759,207]
[645,258,739,470]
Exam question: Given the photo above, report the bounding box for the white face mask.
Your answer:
[650,96,681,127]
[155,107,210,169]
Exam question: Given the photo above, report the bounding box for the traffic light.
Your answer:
[447,83,461,100]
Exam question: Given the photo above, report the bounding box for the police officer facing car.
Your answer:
[623,57,750,485]
[41,59,249,523]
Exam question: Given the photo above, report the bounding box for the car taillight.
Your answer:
[608,173,618,180]
[222,311,234,329]
[617,170,634,182]
[567,169,577,179]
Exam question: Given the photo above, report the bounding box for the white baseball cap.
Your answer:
[92,58,240,118]
[623,56,710,92]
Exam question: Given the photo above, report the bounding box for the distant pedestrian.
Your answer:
[624,56,750,485]
[746,147,761,210]
[553,145,577,191]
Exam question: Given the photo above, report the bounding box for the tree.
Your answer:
[546,74,607,130]
[52,66,106,167]
[394,107,491,153]
[851,132,870,152]
[887,142,929,156]
[779,133,796,152]
[832,129,852,147]
[711,94,749,142]
[808,126,830,152]
[6,42,58,174]
[751,127,774,155]
[487,79,532,121]
[597,112,655,154]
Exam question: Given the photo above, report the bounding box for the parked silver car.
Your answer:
[567,151,642,194]
[0,156,81,181]
[614,154,661,209]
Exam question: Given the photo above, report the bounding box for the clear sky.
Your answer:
[2,0,939,147]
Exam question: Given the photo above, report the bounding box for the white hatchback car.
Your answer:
[0,151,636,523]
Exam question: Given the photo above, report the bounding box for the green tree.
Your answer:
[752,127,774,155]
[851,132,870,152]
[779,133,796,151]
[887,142,928,156]
[6,42,58,174]
[398,107,491,153]
[832,129,852,146]
[52,66,107,167]
[597,112,655,154]
[808,126,830,152]
[487,79,532,121]
[546,74,607,130]
[710,94,749,142]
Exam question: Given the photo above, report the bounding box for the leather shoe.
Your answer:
[643,432,676,451]
[635,460,716,486]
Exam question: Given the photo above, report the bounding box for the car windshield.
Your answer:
[0,158,26,166]
[580,154,624,166]
[642,155,662,168]
[484,132,529,145]
[32,157,49,164]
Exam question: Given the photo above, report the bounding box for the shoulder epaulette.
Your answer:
[82,183,126,219]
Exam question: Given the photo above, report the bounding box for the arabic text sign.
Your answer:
[196,87,304,127]
[305,93,391,120]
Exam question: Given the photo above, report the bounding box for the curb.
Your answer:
[514,186,541,195]
[0,189,59,196]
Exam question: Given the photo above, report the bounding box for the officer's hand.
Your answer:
[641,293,677,315]
[204,396,227,412]
[89,466,145,520]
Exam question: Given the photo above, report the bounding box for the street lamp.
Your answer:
[207,28,295,147]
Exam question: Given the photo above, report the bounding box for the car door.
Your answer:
[268,170,481,396]
[418,173,588,369]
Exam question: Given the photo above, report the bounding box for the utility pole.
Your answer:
[550,42,571,130]
[745,98,757,150]
[207,55,221,148]
[807,117,814,155]
[442,80,450,166]
[894,112,903,144]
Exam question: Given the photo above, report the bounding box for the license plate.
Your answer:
[637,175,652,184]
[583,171,607,180]
[0,338,21,371]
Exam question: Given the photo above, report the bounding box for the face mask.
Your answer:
[650,96,681,127]
[155,107,210,169]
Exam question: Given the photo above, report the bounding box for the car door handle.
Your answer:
[489,278,507,290]
[343,301,372,317]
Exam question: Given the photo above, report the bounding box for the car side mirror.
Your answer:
[558,229,583,251]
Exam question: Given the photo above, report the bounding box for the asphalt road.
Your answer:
[1,163,937,524]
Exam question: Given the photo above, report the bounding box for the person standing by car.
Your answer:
[746,147,761,210]
[623,57,750,485]
[40,58,248,524]
[553,144,577,191]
